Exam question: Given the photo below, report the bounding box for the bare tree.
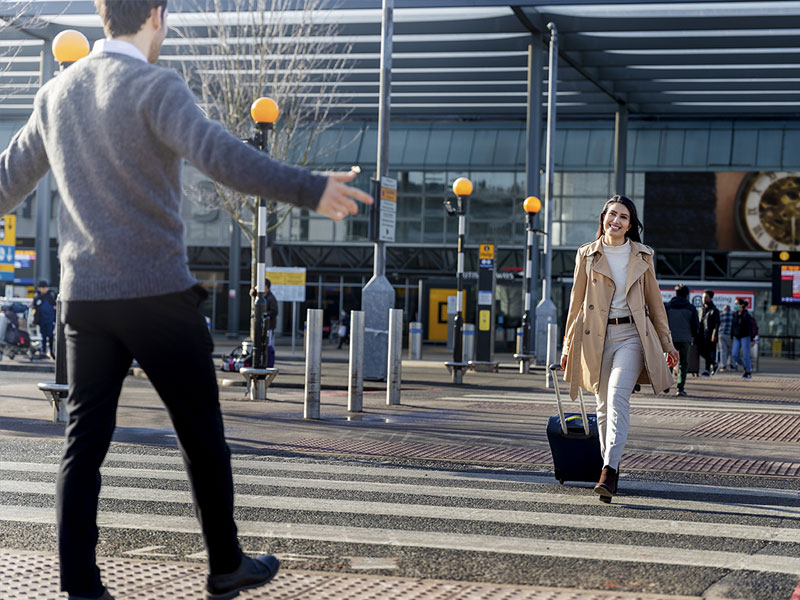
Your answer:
[172,0,355,287]
[0,1,44,104]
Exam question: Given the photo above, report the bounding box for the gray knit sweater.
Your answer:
[0,53,327,301]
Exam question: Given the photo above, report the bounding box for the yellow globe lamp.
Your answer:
[250,97,279,124]
[523,196,542,214]
[779,250,790,261]
[452,177,473,197]
[52,30,90,64]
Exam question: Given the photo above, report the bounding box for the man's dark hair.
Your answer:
[674,284,689,298]
[265,278,271,289]
[704,289,714,298]
[94,0,167,37]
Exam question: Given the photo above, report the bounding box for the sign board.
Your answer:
[13,249,35,285]
[660,288,755,312]
[266,267,306,302]
[378,176,397,243]
[0,215,16,283]
[772,251,800,305]
[479,244,494,260]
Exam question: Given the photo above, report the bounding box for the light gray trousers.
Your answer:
[595,321,644,470]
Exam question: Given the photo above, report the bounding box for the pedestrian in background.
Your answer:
[697,290,720,376]
[336,309,350,349]
[560,195,678,503]
[665,284,699,397]
[0,1,372,599]
[717,304,733,372]
[731,298,756,379]
[33,280,57,359]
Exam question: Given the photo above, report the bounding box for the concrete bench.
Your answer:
[239,367,278,401]
[37,382,68,424]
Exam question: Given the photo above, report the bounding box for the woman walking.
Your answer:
[560,195,678,503]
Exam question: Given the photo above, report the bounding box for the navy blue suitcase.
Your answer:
[546,364,603,484]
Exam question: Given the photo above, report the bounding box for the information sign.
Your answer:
[266,267,306,303]
[378,176,397,243]
[0,215,16,283]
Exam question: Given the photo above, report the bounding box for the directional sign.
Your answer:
[378,176,397,243]
[0,215,16,283]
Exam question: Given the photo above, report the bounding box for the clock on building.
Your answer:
[735,171,800,251]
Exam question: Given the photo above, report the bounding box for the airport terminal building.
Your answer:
[1,1,798,357]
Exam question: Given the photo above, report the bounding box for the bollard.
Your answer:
[463,323,475,363]
[386,308,403,406]
[516,327,523,355]
[304,308,322,419]
[545,322,558,388]
[408,321,423,360]
[348,310,365,412]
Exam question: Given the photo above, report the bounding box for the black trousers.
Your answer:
[57,286,241,596]
[698,340,717,371]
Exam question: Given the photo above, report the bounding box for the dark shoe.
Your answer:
[593,466,618,503]
[68,589,114,600]
[701,370,710,377]
[206,554,280,600]
[742,372,752,379]
[675,389,687,397]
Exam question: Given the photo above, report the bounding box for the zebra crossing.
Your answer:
[0,443,799,599]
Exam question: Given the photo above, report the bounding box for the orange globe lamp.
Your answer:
[52,30,90,64]
[523,196,542,214]
[250,97,279,124]
[452,177,473,197]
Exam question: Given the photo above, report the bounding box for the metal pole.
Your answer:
[534,23,559,364]
[291,301,297,355]
[374,0,393,277]
[526,37,543,355]
[348,310,364,412]
[453,205,465,366]
[463,323,475,362]
[386,308,402,406]
[251,122,271,370]
[521,212,535,361]
[546,322,558,388]
[409,320,423,360]
[35,47,54,287]
[304,308,322,419]
[614,104,628,196]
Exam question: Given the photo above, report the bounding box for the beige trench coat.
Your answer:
[562,238,676,401]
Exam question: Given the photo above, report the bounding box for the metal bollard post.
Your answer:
[386,309,403,406]
[545,322,558,388]
[462,323,475,363]
[348,310,364,412]
[408,321,423,360]
[304,308,322,419]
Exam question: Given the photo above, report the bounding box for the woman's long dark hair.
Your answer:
[594,195,643,243]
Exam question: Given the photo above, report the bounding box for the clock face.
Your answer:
[737,171,800,251]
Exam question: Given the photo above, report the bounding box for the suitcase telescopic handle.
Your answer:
[548,364,590,437]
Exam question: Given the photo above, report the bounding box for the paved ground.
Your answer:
[1,341,798,599]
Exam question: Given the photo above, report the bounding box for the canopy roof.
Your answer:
[1,0,799,120]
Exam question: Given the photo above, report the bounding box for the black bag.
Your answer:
[546,365,604,484]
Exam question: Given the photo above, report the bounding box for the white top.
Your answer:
[91,39,148,63]
[602,239,631,318]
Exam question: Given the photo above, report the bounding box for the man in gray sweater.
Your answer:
[0,2,372,599]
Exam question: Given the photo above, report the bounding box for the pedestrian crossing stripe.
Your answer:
[0,455,799,579]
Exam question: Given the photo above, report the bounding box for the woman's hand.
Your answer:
[666,349,678,368]
[560,353,568,370]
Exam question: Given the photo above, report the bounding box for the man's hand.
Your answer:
[560,353,568,370]
[666,349,679,368]
[316,170,373,221]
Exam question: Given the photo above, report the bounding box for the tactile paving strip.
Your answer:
[268,437,800,477]
[682,413,800,442]
[0,550,700,600]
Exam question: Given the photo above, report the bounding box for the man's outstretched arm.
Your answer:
[0,114,50,216]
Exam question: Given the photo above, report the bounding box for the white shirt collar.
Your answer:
[91,39,148,63]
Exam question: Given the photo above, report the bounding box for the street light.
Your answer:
[247,97,279,392]
[515,196,542,373]
[38,30,90,421]
[444,177,472,384]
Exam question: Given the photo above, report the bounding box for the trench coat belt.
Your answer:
[608,316,632,325]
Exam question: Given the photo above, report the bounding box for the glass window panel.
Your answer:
[424,196,446,218]
[397,220,422,243]
[469,129,497,166]
[398,171,424,193]
[388,129,408,167]
[402,129,430,166]
[586,129,613,168]
[682,129,709,167]
[397,196,421,219]
[424,171,446,194]
[334,128,362,164]
[426,130,452,166]
[494,129,521,167]
[357,127,378,164]
[308,128,341,164]
[448,130,475,166]
[563,130,590,168]
[423,216,445,243]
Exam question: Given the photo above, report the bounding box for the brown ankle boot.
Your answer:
[593,466,618,503]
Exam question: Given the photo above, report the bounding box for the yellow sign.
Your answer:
[266,267,306,302]
[267,270,306,286]
[380,185,397,202]
[479,309,491,331]
[0,215,16,245]
[479,244,494,260]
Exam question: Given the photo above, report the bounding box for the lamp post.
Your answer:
[37,30,89,422]
[515,195,542,373]
[444,177,472,384]
[248,97,279,373]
